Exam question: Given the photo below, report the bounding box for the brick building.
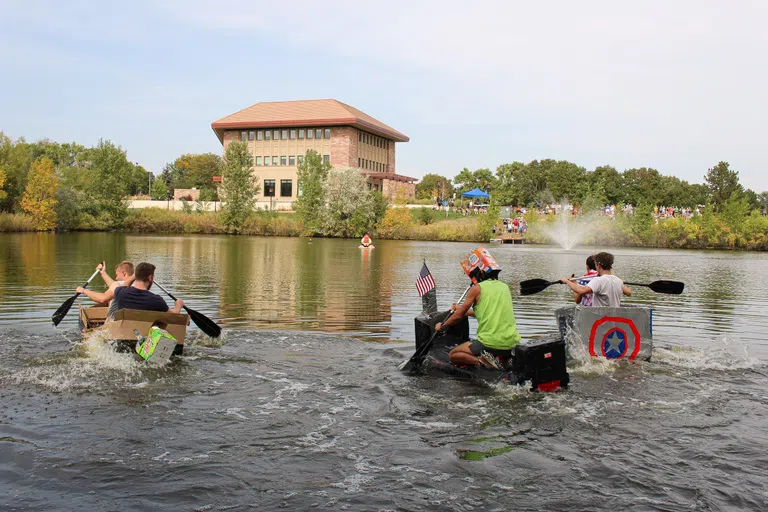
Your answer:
[211,99,416,207]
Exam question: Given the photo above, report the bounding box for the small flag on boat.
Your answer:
[415,262,436,297]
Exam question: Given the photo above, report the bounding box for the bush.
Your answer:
[0,213,38,232]
[415,207,434,225]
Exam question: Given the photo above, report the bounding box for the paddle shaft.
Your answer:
[81,269,102,291]
[153,281,222,338]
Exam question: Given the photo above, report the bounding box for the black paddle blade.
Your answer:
[519,279,559,296]
[648,280,685,295]
[185,306,222,338]
[52,294,79,327]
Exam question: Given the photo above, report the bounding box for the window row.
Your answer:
[359,158,386,172]
[241,128,332,142]
[358,131,387,149]
[263,179,294,197]
[254,154,330,166]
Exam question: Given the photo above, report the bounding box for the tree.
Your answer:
[323,167,381,237]
[161,153,223,191]
[453,168,476,194]
[294,150,331,234]
[415,173,453,201]
[705,161,742,213]
[0,132,33,212]
[21,158,58,230]
[87,139,135,224]
[220,141,258,230]
[0,167,7,203]
[151,175,168,199]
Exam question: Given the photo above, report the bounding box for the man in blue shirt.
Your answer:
[114,262,183,314]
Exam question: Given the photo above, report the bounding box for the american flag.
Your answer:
[415,262,436,297]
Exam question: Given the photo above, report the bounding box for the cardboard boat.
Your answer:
[78,305,190,346]
[554,304,653,361]
[412,311,569,391]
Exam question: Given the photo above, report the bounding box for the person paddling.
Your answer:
[360,233,373,247]
[434,248,521,369]
[561,252,631,307]
[572,255,598,306]
[114,262,183,314]
[76,261,135,319]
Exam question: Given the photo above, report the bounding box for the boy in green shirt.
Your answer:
[435,248,521,369]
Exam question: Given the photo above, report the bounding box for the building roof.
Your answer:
[362,171,418,183]
[211,99,409,143]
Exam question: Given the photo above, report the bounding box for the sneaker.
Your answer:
[479,351,504,370]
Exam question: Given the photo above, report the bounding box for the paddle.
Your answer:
[624,280,685,295]
[520,278,685,296]
[519,278,562,296]
[153,281,222,338]
[52,268,101,326]
[399,285,472,372]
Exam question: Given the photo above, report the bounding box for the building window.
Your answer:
[264,179,275,197]
[315,129,322,139]
[273,130,280,141]
[358,158,361,167]
[280,179,292,197]
[248,131,255,141]
[281,130,288,140]
[298,129,305,140]
[298,155,304,164]
[257,131,263,141]
[307,129,314,139]
[324,128,331,139]
[290,129,296,140]
[264,156,270,166]
[265,131,271,141]
[272,156,278,166]
[359,132,363,142]
[289,155,296,166]
[256,156,262,166]
[240,131,247,141]
[323,154,330,164]
[280,156,287,166]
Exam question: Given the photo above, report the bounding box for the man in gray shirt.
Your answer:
[561,252,631,307]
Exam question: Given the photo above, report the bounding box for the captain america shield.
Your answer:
[588,317,642,360]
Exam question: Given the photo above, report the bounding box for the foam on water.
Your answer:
[654,335,763,371]
[3,330,147,392]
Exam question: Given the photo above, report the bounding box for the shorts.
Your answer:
[469,340,513,358]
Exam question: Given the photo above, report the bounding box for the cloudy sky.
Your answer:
[1,0,766,191]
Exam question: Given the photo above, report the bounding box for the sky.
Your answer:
[1,0,766,191]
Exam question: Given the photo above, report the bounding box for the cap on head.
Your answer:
[461,247,501,282]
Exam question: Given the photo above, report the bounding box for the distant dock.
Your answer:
[490,234,526,244]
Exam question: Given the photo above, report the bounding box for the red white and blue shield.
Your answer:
[588,316,642,360]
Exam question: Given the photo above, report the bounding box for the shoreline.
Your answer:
[1,209,766,252]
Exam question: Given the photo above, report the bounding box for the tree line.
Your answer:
[416,160,767,214]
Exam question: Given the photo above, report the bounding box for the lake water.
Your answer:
[1,233,767,511]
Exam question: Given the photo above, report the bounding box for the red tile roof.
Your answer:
[211,99,409,143]
[361,171,418,183]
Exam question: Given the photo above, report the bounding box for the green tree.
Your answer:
[151,175,168,199]
[453,168,476,194]
[0,132,33,212]
[294,150,331,234]
[415,173,453,201]
[161,153,223,191]
[620,167,664,205]
[705,161,742,213]
[590,165,622,205]
[86,139,134,225]
[220,141,258,230]
[323,167,380,237]
[21,158,58,230]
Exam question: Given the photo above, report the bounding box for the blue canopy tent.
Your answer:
[461,188,490,199]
